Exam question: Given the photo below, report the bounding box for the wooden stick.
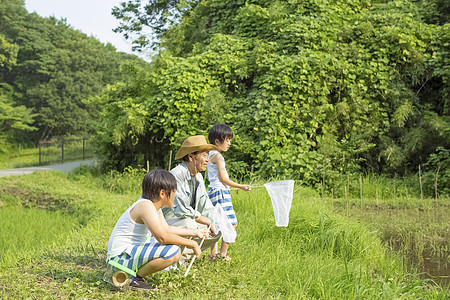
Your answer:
[184,223,213,277]
[435,166,440,201]
[345,186,348,216]
[393,173,397,199]
[168,150,173,171]
[419,165,423,200]
[321,179,324,199]
[347,173,350,197]
[376,187,379,206]
[359,174,363,209]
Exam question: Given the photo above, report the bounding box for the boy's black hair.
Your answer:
[142,169,177,201]
[208,124,233,145]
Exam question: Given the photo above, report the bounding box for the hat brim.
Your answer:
[175,144,218,160]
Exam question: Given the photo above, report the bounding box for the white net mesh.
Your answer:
[264,180,295,227]
[212,203,237,243]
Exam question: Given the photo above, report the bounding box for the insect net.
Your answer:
[264,180,295,227]
[212,203,237,243]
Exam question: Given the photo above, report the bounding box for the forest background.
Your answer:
[0,0,449,197]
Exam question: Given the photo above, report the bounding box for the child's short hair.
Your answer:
[208,124,233,144]
[142,169,177,201]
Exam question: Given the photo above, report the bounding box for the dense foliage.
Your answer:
[0,0,143,147]
[0,30,36,151]
[95,0,448,192]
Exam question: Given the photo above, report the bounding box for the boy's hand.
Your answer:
[193,244,202,258]
[240,184,251,191]
[209,225,217,236]
[196,229,209,239]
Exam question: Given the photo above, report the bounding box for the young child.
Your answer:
[106,169,208,290]
[207,124,251,261]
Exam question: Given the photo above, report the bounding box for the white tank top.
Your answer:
[207,150,229,190]
[107,197,152,260]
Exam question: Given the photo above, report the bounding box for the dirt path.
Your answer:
[0,159,95,178]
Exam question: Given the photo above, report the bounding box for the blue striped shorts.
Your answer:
[110,237,180,272]
[207,187,237,225]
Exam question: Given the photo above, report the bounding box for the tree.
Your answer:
[0,30,34,151]
[0,84,36,151]
[0,1,145,142]
[112,0,199,51]
[0,34,18,71]
[101,0,449,182]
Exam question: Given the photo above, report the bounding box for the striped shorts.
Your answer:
[110,237,180,272]
[207,187,237,225]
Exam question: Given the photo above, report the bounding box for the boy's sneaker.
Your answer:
[129,279,157,291]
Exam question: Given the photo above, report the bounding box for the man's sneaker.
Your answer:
[129,279,157,291]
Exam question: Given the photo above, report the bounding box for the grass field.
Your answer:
[0,168,448,299]
[0,147,40,169]
[0,140,94,170]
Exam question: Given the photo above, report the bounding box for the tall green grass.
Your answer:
[0,147,39,169]
[232,187,429,298]
[0,139,95,170]
[330,193,450,284]
[0,169,447,299]
[322,172,449,271]
[0,206,79,267]
[39,140,95,165]
[321,173,434,201]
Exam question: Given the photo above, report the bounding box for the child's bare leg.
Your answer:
[137,252,181,277]
[219,240,229,257]
[219,224,237,257]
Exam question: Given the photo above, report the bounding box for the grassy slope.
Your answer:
[0,170,447,299]
[0,143,95,170]
[0,148,40,169]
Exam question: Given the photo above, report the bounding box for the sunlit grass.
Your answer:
[0,147,39,169]
[0,170,448,298]
[0,141,95,170]
[0,206,79,267]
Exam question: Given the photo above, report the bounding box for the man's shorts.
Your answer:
[110,237,180,271]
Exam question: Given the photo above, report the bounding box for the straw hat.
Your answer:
[175,135,218,160]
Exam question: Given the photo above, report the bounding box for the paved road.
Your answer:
[0,159,95,178]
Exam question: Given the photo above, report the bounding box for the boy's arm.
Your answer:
[212,153,251,191]
[135,201,201,256]
[159,210,208,239]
